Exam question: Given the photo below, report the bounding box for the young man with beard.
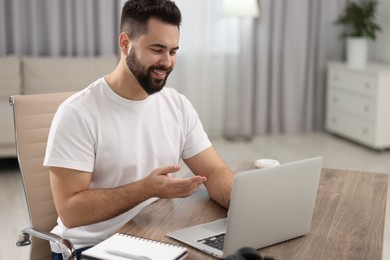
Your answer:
[45,0,234,259]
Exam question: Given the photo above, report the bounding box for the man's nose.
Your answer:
[159,53,173,68]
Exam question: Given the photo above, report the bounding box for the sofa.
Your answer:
[0,55,118,158]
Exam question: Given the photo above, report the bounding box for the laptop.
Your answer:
[167,156,323,258]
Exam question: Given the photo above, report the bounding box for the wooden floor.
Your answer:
[1,131,389,259]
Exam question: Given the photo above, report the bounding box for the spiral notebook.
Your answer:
[81,233,188,260]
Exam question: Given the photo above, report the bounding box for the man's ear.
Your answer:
[119,32,131,55]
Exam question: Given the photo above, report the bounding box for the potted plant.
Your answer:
[335,0,381,68]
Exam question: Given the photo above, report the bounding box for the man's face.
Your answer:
[126,19,179,95]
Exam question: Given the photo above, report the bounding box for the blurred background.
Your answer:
[1,0,389,139]
[1,0,390,138]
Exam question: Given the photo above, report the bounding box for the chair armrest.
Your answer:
[16,227,76,260]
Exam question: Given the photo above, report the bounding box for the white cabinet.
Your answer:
[326,62,390,150]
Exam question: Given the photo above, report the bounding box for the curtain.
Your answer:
[170,0,241,137]
[225,0,346,138]
[0,0,121,56]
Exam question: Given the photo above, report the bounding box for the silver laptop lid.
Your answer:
[222,156,323,257]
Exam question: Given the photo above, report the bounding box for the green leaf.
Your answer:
[334,0,381,40]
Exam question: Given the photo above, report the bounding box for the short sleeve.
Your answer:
[44,103,96,172]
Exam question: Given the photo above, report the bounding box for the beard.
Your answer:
[126,48,173,95]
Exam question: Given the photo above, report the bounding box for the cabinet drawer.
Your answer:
[326,108,375,145]
[328,70,377,98]
[327,89,376,120]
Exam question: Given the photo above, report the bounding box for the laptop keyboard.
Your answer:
[197,233,225,250]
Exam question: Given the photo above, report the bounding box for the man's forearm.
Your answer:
[57,180,150,228]
[204,166,234,209]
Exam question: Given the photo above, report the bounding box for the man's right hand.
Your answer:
[141,164,207,199]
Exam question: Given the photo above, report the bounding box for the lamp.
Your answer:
[222,0,260,18]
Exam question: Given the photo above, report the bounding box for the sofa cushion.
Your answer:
[0,56,22,99]
[22,55,118,94]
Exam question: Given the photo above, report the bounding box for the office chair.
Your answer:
[10,92,75,260]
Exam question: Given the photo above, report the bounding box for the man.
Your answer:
[44,0,234,259]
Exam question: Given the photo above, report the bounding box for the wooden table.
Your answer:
[120,167,388,260]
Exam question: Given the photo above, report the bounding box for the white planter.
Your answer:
[346,37,368,69]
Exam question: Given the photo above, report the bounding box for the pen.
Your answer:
[106,249,152,260]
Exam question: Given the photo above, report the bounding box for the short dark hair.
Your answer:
[120,0,182,40]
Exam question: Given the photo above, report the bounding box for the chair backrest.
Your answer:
[10,92,74,260]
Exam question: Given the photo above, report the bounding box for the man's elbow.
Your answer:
[57,210,81,229]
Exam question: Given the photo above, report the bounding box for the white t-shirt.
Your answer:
[44,77,211,251]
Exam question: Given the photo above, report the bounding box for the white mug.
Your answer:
[254,159,280,169]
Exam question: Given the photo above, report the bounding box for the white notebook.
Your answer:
[81,233,188,260]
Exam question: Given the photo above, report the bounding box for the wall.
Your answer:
[368,0,390,64]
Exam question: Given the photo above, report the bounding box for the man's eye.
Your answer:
[151,49,162,53]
